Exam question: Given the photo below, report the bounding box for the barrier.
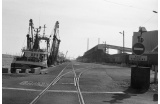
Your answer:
[131,66,150,90]
[30,67,41,74]
[16,69,21,74]
[40,69,48,74]
[19,69,26,73]
[25,69,31,74]
[2,68,10,73]
[3,67,48,74]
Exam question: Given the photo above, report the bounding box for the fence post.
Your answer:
[154,65,158,83]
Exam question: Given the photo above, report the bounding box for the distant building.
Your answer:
[132,30,158,54]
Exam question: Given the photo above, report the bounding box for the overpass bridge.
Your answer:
[98,44,132,53]
[84,44,132,56]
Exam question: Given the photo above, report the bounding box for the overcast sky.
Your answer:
[2,0,158,58]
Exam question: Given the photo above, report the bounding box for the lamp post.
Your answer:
[153,11,158,13]
[152,10,158,83]
[138,27,147,43]
[119,31,124,53]
[119,31,125,65]
[103,41,106,53]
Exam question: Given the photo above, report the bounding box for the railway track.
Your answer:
[30,62,94,104]
[73,64,92,104]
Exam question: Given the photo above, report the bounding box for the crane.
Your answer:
[65,51,68,59]
[48,21,61,65]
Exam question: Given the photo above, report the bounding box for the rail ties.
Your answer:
[30,63,70,104]
[72,64,84,104]
[72,63,94,104]
[30,62,94,104]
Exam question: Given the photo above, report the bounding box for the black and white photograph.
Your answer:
[2,0,158,104]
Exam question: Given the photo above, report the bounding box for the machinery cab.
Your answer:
[22,50,48,62]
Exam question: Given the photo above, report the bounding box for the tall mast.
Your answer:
[42,24,46,37]
[29,19,33,42]
[33,26,41,50]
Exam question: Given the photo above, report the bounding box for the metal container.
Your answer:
[131,66,151,90]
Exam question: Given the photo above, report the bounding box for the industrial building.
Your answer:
[77,29,158,66]
[132,30,158,65]
[132,30,158,53]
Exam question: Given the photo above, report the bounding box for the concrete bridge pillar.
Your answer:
[103,48,109,54]
[117,50,122,54]
[106,48,109,54]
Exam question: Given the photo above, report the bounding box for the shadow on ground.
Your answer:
[103,87,150,104]
[153,94,158,101]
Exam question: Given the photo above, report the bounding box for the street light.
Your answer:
[119,31,124,53]
[152,10,158,83]
[153,11,158,13]
[138,27,147,43]
[103,41,106,53]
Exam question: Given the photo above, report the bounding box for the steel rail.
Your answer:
[30,62,94,104]
[72,64,83,104]
[72,63,94,104]
[30,63,70,104]
[77,67,92,104]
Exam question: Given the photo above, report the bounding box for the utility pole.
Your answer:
[119,31,125,65]
[98,38,100,45]
[65,51,68,59]
[105,41,106,53]
[87,38,89,51]
[123,31,124,53]
[119,31,124,53]
[103,41,106,53]
[152,11,158,83]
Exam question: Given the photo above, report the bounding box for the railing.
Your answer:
[22,48,48,53]
[16,57,45,62]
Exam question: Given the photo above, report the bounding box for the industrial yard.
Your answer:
[2,54,158,104]
[2,0,158,104]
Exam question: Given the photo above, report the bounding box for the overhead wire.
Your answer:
[102,0,135,45]
[103,0,154,12]
[140,14,156,26]
[103,0,157,34]
[124,14,157,34]
[101,0,157,48]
